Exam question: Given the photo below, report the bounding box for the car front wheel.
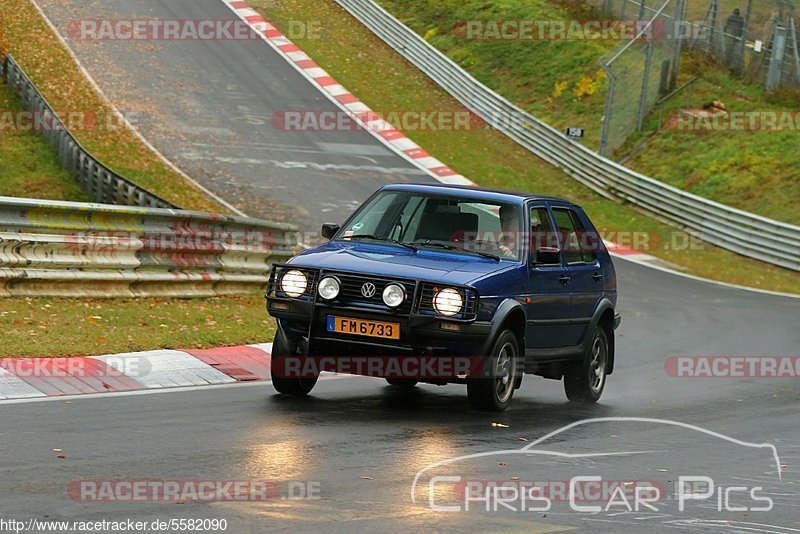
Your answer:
[467,329,519,412]
[271,328,318,396]
[564,326,608,403]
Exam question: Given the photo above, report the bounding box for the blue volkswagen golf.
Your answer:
[266,183,620,411]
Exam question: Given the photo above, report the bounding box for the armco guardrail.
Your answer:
[0,196,296,297]
[1,54,174,209]
[335,0,800,272]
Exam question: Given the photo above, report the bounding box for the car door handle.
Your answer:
[593,273,603,281]
[558,275,571,284]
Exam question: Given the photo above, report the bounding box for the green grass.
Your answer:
[253,0,799,294]
[0,295,276,357]
[622,54,800,224]
[379,0,614,149]
[370,0,800,225]
[0,83,92,201]
[1,1,224,213]
[0,6,273,358]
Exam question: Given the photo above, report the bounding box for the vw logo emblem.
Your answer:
[361,282,377,298]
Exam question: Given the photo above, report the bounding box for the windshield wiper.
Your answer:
[347,234,418,251]
[413,240,501,261]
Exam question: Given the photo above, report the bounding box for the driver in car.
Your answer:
[498,205,520,258]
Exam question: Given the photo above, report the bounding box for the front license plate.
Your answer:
[327,316,401,340]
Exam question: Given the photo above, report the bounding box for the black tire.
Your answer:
[467,329,520,412]
[385,378,418,387]
[564,326,609,403]
[271,328,318,396]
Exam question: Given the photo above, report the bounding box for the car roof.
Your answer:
[380,182,577,207]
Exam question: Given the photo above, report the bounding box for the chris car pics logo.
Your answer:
[411,417,782,514]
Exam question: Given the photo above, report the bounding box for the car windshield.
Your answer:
[336,191,523,261]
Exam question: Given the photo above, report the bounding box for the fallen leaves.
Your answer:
[1,295,275,357]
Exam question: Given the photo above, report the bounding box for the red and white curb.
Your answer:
[221,0,471,185]
[0,344,275,401]
[603,241,660,262]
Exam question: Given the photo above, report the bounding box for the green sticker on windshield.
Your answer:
[352,222,364,231]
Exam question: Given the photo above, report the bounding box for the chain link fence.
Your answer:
[593,0,800,156]
[751,0,800,90]
[597,0,687,155]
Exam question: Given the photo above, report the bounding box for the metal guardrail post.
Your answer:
[737,0,754,74]
[790,17,800,83]
[637,39,654,131]
[669,0,687,91]
[767,25,788,90]
[599,62,616,157]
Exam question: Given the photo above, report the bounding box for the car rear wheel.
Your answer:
[564,326,608,403]
[467,329,519,412]
[271,328,318,396]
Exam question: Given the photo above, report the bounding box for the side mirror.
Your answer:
[321,223,340,240]
[533,246,561,265]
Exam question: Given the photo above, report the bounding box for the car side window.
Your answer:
[552,208,597,264]
[569,210,598,263]
[552,208,583,264]
[529,206,558,263]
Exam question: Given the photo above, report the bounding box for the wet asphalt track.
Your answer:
[3,0,799,531]
[34,0,430,229]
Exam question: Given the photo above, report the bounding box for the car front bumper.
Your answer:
[268,297,491,356]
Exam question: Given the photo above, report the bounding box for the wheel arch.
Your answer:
[483,299,527,388]
[590,300,617,375]
[486,298,527,352]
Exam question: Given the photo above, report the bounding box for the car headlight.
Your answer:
[318,276,340,300]
[382,283,406,308]
[280,269,308,298]
[433,288,463,317]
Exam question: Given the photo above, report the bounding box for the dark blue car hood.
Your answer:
[289,241,516,286]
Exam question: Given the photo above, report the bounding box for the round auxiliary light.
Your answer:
[280,269,308,298]
[433,288,464,317]
[318,276,341,300]
[382,283,406,308]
